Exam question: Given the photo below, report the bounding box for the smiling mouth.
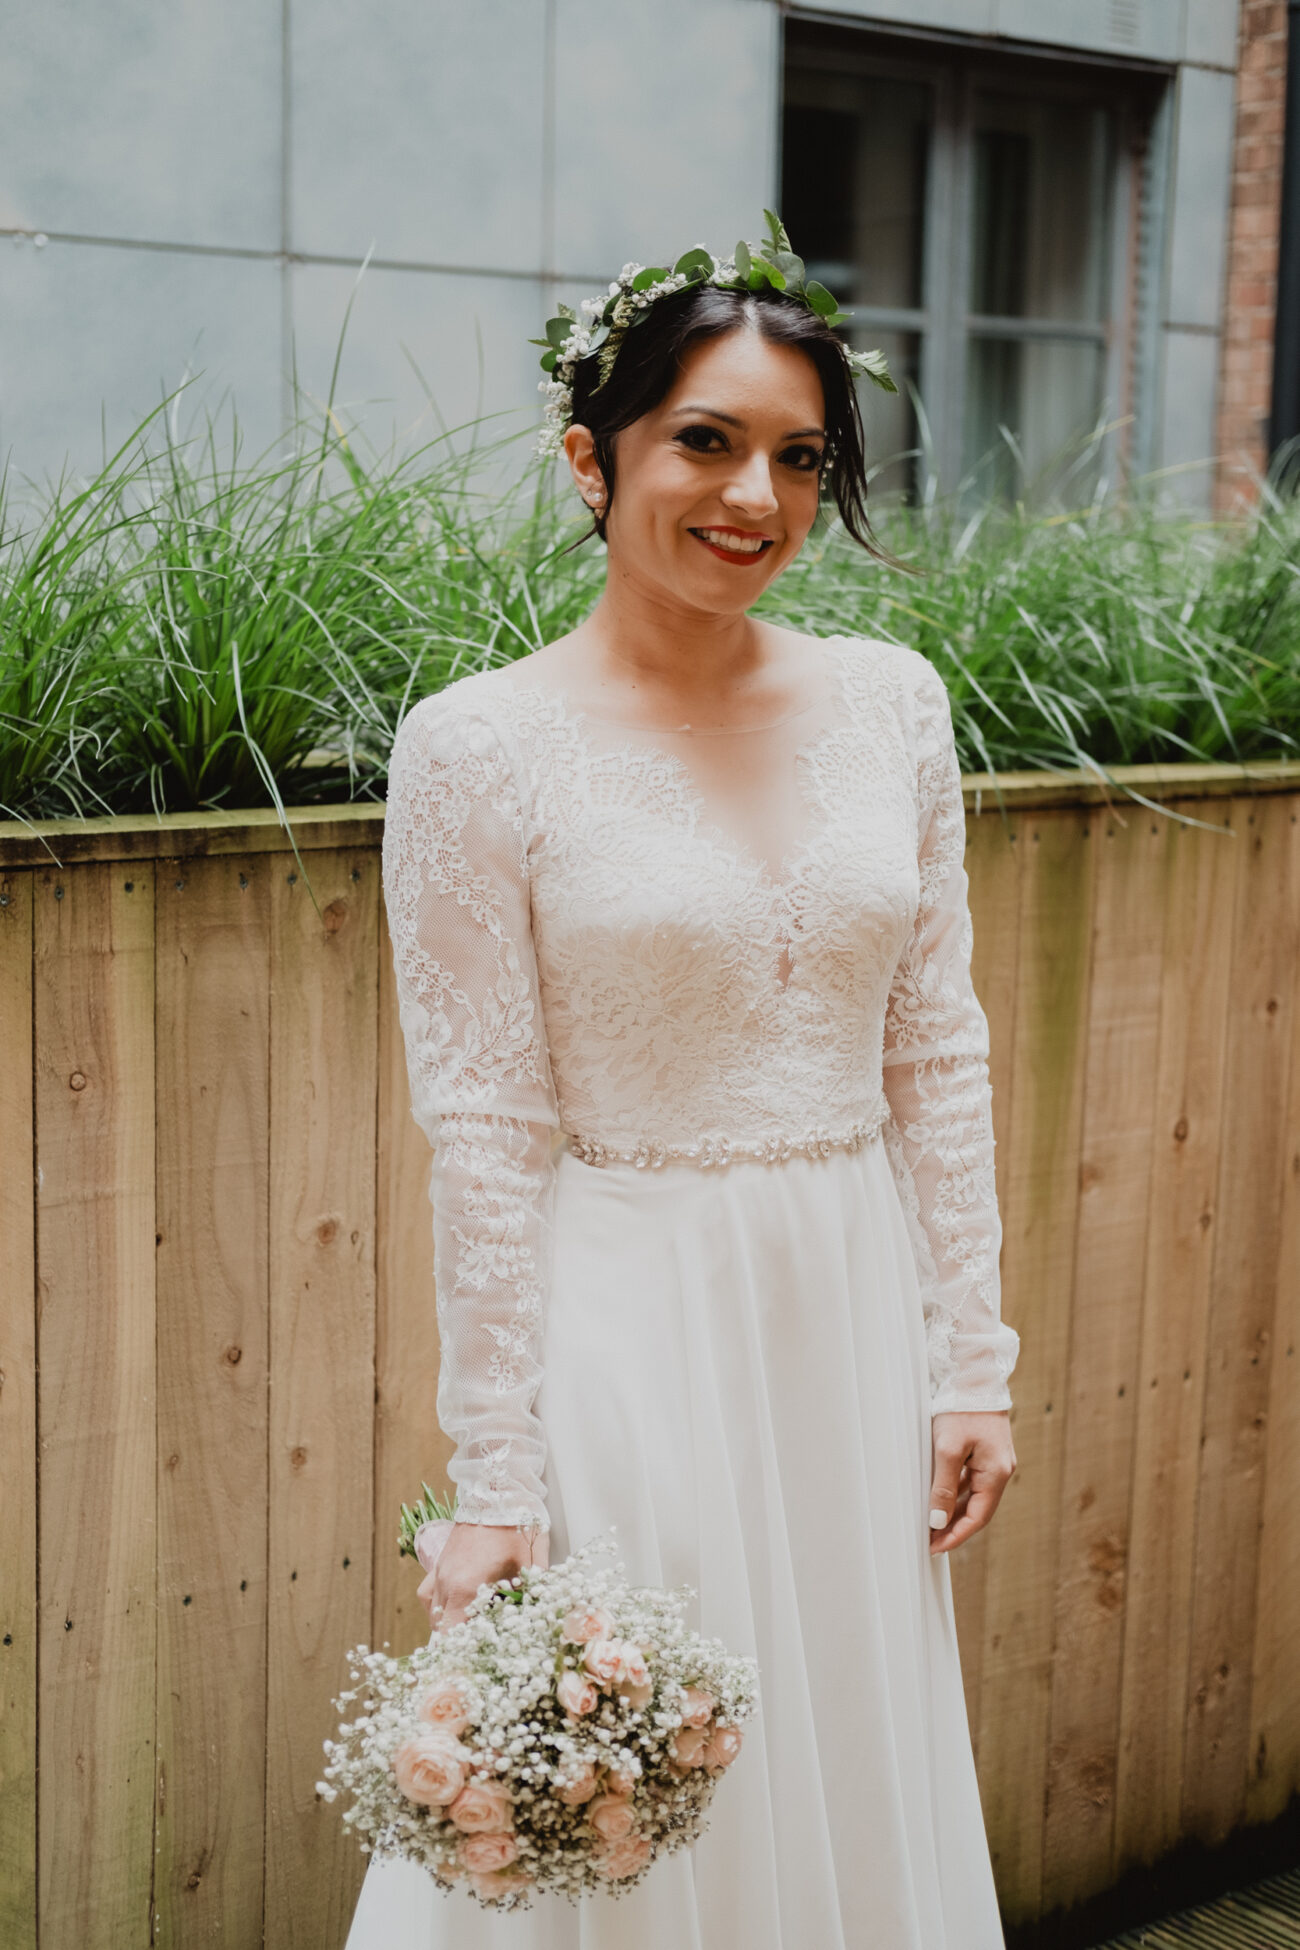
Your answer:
[689,526,777,565]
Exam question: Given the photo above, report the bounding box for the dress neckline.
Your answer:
[501,633,848,737]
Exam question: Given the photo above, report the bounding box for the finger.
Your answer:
[930,1482,1001,1553]
[927,1439,967,1536]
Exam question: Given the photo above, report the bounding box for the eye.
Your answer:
[778,443,825,473]
[673,423,728,454]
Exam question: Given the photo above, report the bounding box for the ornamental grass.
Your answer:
[1,384,1297,829]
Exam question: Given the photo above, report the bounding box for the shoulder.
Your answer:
[824,633,953,726]
[390,665,522,772]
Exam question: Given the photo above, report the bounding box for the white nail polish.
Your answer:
[929,1508,947,1529]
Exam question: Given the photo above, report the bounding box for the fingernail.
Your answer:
[929,1508,947,1529]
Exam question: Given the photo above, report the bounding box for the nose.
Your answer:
[719,448,780,520]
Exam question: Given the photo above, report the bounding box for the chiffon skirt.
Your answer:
[344,1133,1006,1949]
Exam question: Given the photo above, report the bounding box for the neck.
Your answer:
[581,558,768,707]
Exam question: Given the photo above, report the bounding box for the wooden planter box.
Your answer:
[1,759,1298,1946]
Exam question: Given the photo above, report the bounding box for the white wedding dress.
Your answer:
[346,632,1020,1949]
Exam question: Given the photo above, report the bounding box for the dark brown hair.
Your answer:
[568,283,911,570]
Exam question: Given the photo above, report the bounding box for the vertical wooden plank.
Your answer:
[1182,794,1297,1842]
[1041,809,1168,1907]
[265,849,378,1949]
[0,870,37,1948]
[373,879,451,1660]
[1113,809,1238,1873]
[34,861,157,1945]
[975,808,1095,1922]
[154,855,270,1941]
[951,808,1024,1758]
[1245,794,1300,1826]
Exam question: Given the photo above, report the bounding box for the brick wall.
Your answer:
[1214,0,1289,513]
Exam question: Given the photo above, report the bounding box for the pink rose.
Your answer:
[602,1765,637,1796]
[556,1669,599,1717]
[614,1647,652,1709]
[448,1778,513,1833]
[560,1604,615,1644]
[459,1830,520,1873]
[702,1723,744,1770]
[593,1833,653,1880]
[470,1865,533,1901]
[618,1677,653,1711]
[582,1636,629,1686]
[680,1685,715,1729]
[417,1676,474,1739]
[391,1731,470,1806]
[555,1761,600,1806]
[587,1792,637,1842]
[669,1725,708,1768]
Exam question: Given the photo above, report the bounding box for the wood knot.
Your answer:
[225,1345,242,1365]
[322,898,348,934]
[316,1218,339,1246]
[1173,1117,1188,1143]
[290,1446,308,1470]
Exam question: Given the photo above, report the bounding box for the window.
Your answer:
[782,22,1165,508]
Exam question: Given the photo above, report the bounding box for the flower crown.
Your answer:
[532,210,897,459]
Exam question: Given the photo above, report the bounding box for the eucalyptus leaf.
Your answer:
[763,209,793,254]
[632,266,668,292]
[805,281,838,319]
[772,251,805,288]
[673,247,714,278]
[540,349,558,372]
[734,239,752,280]
[545,317,571,350]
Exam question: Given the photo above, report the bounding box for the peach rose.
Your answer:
[702,1723,744,1770]
[679,1685,715,1729]
[614,1646,652,1709]
[391,1731,470,1806]
[593,1833,653,1880]
[417,1675,474,1739]
[560,1604,615,1644]
[582,1635,630,1686]
[556,1669,599,1717]
[602,1765,638,1796]
[618,1677,653,1711]
[459,1830,520,1874]
[669,1725,708,1768]
[555,1761,600,1806]
[470,1865,533,1901]
[448,1777,513,1833]
[587,1792,638,1842]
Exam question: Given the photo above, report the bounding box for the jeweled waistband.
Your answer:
[563,1095,889,1171]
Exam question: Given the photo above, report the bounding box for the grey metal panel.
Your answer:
[287,261,545,461]
[1155,324,1219,508]
[1183,0,1239,70]
[0,238,282,490]
[795,0,997,31]
[1165,64,1236,329]
[289,0,547,274]
[0,0,281,251]
[552,0,779,275]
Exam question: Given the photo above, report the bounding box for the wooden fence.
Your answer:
[1,760,1298,1945]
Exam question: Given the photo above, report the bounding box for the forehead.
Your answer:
[661,328,825,423]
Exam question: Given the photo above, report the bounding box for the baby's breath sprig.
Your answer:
[532,209,897,459]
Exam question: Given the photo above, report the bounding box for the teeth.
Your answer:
[696,529,769,554]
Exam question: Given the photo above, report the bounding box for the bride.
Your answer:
[348,225,1021,1948]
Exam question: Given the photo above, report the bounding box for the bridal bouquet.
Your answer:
[319,1524,760,1910]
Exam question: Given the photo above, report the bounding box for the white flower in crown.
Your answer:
[529,210,897,461]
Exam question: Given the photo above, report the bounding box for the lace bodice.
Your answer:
[380,635,1021,1530]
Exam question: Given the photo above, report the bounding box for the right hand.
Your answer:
[420,1522,550,1632]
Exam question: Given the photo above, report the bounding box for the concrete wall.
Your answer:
[0,0,1245,508]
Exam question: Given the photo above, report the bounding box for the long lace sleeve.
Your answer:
[881,658,1021,1416]
[380,692,559,1532]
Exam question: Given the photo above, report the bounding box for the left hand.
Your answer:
[927,1411,1016,1554]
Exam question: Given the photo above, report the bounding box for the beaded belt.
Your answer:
[564,1096,890,1171]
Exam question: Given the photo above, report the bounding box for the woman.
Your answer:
[347,231,1020,1949]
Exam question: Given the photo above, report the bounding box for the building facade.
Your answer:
[0,2,1288,516]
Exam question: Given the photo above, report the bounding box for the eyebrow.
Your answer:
[670,404,826,438]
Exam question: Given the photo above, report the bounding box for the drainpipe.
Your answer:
[1269,0,1300,482]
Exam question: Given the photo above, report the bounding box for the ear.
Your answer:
[563,423,606,510]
